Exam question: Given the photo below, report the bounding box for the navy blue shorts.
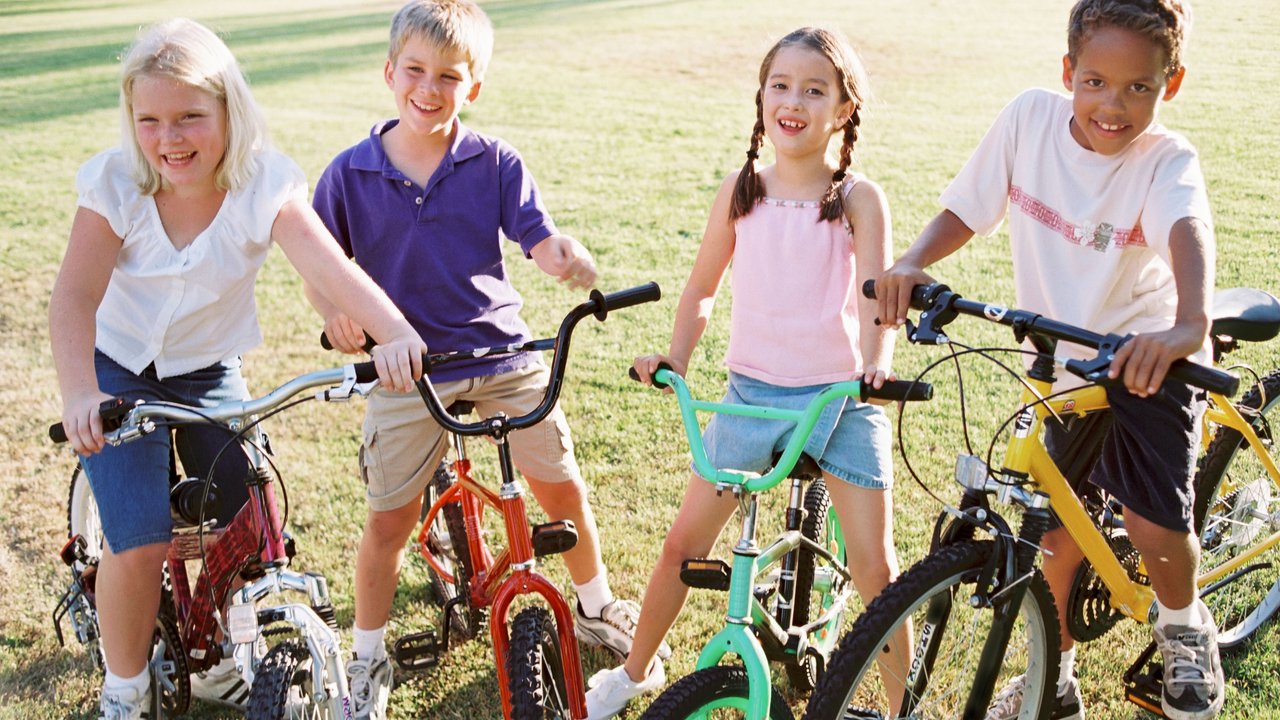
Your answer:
[1044,380,1205,533]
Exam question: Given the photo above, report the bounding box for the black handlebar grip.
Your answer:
[320,331,377,353]
[858,379,934,403]
[49,423,67,444]
[1167,359,1240,397]
[592,282,661,321]
[861,279,936,311]
[627,361,674,390]
[352,361,380,384]
[861,279,877,299]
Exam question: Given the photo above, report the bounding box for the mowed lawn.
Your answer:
[1,1,1278,718]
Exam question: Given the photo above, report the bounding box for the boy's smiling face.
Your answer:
[385,34,482,142]
[1062,25,1185,156]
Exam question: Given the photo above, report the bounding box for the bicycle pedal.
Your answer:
[1122,641,1168,718]
[532,520,578,557]
[393,630,444,672]
[680,558,731,591]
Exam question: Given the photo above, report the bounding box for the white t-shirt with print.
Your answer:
[940,88,1213,369]
[76,147,308,378]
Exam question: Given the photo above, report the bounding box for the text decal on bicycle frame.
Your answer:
[983,304,1009,322]
[1014,406,1035,438]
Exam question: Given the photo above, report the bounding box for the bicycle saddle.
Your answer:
[772,452,823,481]
[1211,288,1280,342]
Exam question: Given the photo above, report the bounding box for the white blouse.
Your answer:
[76,147,307,378]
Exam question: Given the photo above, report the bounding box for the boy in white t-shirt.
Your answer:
[876,1,1223,719]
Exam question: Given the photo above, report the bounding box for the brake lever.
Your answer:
[319,365,379,402]
[1063,333,1129,383]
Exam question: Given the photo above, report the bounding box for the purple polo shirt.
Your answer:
[313,119,557,382]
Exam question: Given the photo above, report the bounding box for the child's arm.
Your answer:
[1108,217,1213,396]
[529,233,597,290]
[847,180,896,393]
[875,209,975,328]
[633,174,737,384]
[48,208,122,455]
[272,199,427,392]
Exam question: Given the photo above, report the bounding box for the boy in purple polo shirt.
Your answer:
[307,1,657,716]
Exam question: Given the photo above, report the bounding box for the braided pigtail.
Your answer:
[730,91,767,221]
[818,110,860,222]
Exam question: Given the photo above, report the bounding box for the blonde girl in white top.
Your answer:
[48,18,426,719]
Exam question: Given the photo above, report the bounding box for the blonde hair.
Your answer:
[119,18,269,195]
[732,27,871,223]
[389,0,494,80]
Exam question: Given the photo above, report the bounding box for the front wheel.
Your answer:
[506,606,571,720]
[802,540,1059,720]
[246,639,330,720]
[1195,368,1280,650]
[638,666,793,719]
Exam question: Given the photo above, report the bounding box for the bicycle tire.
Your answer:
[245,639,329,720]
[68,464,103,572]
[1194,367,1280,650]
[424,461,484,639]
[801,540,1059,720]
[506,606,572,720]
[786,479,844,692]
[638,665,794,719]
[153,605,192,717]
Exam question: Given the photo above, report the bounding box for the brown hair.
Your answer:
[730,27,870,223]
[389,0,493,80]
[1067,0,1191,79]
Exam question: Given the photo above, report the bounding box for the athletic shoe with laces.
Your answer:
[98,682,153,720]
[1154,601,1224,720]
[584,660,665,720]
[985,673,1084,720]
[347,654,393,720]
[190,660,251,709]
[574,599,671,660]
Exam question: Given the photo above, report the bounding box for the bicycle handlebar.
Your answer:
[50,365,372,445]
[627,365,933,402]
[861,280,1240,397]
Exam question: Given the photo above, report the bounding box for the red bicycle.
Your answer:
[52,363,383,719]
[394,283,662,720]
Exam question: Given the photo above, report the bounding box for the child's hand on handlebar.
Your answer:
[322,313,369,355]
[875,263,936,329]
[370,334,428,394]
[859,363,898,406]
[61,389,114,456]
[1109,325,1206,397]
[633,353,685,393]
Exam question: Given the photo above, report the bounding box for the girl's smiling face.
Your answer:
[761,45,853,159]
[131,75,227,192]
[1063,25,1184,155]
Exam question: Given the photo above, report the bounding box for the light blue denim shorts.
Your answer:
[79,351,252,553]
[700,372,893,489]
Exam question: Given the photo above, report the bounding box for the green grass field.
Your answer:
[2,0,1278,718]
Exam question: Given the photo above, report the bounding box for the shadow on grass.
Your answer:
[0,0,667,126]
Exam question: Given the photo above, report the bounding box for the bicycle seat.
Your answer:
[1211,288,1280,342]
[448,400,475,417]
[772,452,822,481]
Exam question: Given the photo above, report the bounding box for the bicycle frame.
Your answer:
[419,436,588,719]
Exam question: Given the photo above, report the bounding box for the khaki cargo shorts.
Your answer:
[359,361,580,512]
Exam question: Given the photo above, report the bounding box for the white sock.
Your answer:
[1156,597,1199,628]
[1058,647,1076,690]
[103,668,150,697]
[574,570,614,618]
[352,624,387,660]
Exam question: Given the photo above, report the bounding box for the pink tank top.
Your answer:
[724,179,863,387]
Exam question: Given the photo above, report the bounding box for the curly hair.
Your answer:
[730,27,870,223]
[1067,0,1192,78]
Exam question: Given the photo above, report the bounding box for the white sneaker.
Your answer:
[985,673,1083,720]
[584,661,665,720]
[575,599,671,660]
[98,683,152,720]
[347,654,393,720]
[190,659,251,709]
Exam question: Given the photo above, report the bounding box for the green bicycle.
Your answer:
[632,367,933,719]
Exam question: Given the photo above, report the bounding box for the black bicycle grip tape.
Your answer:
[858,379,934,402]
[627,361,674,390]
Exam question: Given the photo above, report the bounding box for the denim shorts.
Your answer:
[700,372,893,489]
[79,351,252,553]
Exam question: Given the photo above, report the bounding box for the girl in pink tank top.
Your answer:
[585,27,911,719]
